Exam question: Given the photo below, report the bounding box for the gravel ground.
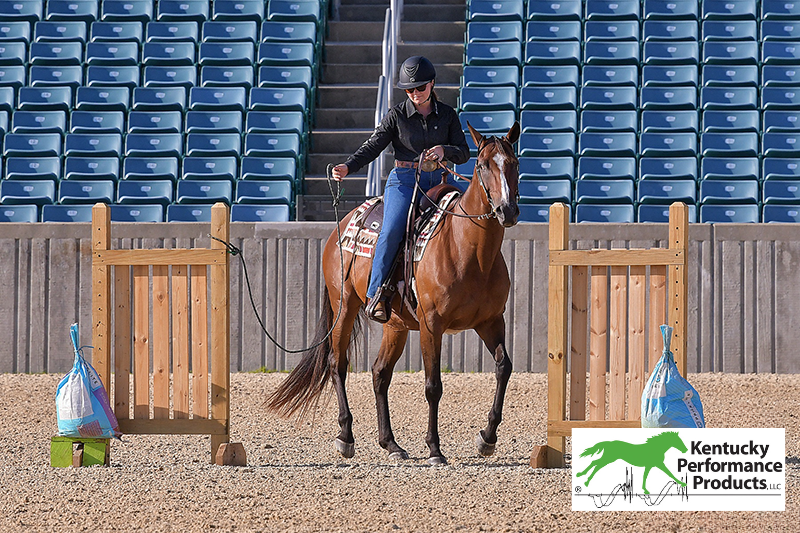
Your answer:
[1,372,798,532]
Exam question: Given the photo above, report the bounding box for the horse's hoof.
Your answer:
[476,432,496,457]
[389,450,409,461]
[427,455,448,466]
[334,438,355,459]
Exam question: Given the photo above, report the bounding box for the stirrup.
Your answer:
[366,292,391,324]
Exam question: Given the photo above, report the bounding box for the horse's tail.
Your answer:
[266,286,339,419]
[579,442,607,458]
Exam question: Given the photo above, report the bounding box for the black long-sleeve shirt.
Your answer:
[344,96,471,175]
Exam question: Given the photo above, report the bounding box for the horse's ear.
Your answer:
[504,121,520,145]
[466,122,483,149]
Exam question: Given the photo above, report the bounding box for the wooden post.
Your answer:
[91,203,111,392]
[210,202,231,461]
[669,202,689,376]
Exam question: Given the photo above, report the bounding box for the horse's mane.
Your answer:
[646,431,680,444]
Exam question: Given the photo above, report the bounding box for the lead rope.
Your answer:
[211,164,347,354]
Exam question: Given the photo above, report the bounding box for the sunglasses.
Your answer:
[405,84,429,94]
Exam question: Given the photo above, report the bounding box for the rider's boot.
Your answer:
[366,286,393,323]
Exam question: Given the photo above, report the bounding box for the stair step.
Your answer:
[323,62,464,85]
[315,108,376,129]
[312,130,374,153]
[297,194,370,222]
[327,21,466,42]
[317,84,459,109]
[325,42,464,64]
[338,4,466,22]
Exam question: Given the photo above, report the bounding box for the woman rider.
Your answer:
[332,56,471,323]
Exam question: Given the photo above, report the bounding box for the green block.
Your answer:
[50,439,74,468]
[50,437,110,467]
[82,441,108,466]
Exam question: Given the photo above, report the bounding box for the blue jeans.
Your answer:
[366,166,447,299]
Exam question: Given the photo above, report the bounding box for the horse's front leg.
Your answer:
[474,316,513,457]
[372,325,410,460]
[419,321,446,465]
[330,291,362,459]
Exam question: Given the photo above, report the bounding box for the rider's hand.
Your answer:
[424,146,445,162]
[331,164,349,182]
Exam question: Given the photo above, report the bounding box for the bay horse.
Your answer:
[267,122,521,465]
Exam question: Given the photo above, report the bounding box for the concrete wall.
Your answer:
[1,221,799,374]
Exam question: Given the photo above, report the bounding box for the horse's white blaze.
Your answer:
[493,152,510,204]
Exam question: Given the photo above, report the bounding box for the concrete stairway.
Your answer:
[297,0,466,221]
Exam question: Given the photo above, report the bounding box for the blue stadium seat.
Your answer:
[638,204,698,223]
[458,110,516,133]
[762,41,800,64]
[584,21,639,42]
[643,20,699,41]
[763,158,800,180]
[638,179,697,204]
[763,180,800,204]
[585,0,640,21]
[640,86,697,110]
[45,0,97,22]
[704,41,758,64]
[575,179,634,204]
[0,0,43,23]
[143,65,197,88]
[702,64,758,87]
[703,110,759,133]
[117,180,173,206]
[146,21,199,42]
[202,20,258,42]
[519,157,574,181]
[243,132,300,159]
[469,0,524,22]
[230,204,290,222]
[525,20,579,41]
[701,87,758,110]
[75,86,128,112]
[86,65,140,88]
[0,204,38,222]
[176,180,233,204]
[584,41,640,65]
[467,21,523,42]
[762,87,800,109]
[581,65,637,86]
[191,86,247,111]
[186,110,242,133]
[182,156,238,180]
[64,157,120,181]
[580,86,637,110]
[762,204,800,222]
[257,65,311,91]
[244,110,303,134]
[0,108,6,133]
[466,41,522,66]
[131,86,186,112]
[527,0,581,21]
[763,132,800,157]
[517,132,576,158]
[462,65,520,87]
[518,179,571,204]
[579,132,637,157]
[185,132,242,157]
[521,86,576,110]
[248,87,305,113]
[578,157,636,181]
[34,21,86,43]
[235,179,292,204]
[90,21,143,42]
[0,41,26,65]
[641,110,699,132]
[517,204,562,222]
[4,156,61,180]
[702,0,757,20]
[639,132,698,157]
[41,204,93,222]
[643,41,700,64]
[58,179,115,204]
[260,21,317,44]
[0,179,55,205]
[11,110,67,133]
[157,0,209,22]
[29,41,81,65]
[128,110,182,133]
[0,65,25,89]
[581,110,638,132]
[267,0,321,24]
[85,41,139,65]
[700,179,758,204]
[761,21,800,41]
[702,20,757,41]
[203,65,255,89]
[142,41,196,65]
[101,0,153,23]
[0,21,32,43]
[763,65,800,87]
[459,86,517,112]
[639,157,698,180]
[122,157,179,181]
[212,0,265,22]
[700,204,759,223]
[522,65,578,86]
[124,133,183,158]
[701,157,759,181]
[17,86,71,111]
[524,41,580,65]
[64,133,123,158]
[520,110,577,133]
[3,132,61,157]
[239,157,296,181]
[257,42,313,67]
[575,204,635,223]
[29,64,82,88]
[200,41,255,66]
[109,204,164,222]
[641,65,699,86]
[762,0,800,19]
[700,132,759,158]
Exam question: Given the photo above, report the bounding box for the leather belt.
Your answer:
[395,160,448,172]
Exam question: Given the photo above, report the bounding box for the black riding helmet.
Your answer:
[397,56,436,89]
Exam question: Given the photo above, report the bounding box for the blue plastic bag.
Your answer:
[56,324,121,439]
[641,325,705,428]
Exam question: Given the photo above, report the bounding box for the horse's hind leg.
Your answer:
[329,290,362,459]
[474,316,513,457]
[372,326,410,460]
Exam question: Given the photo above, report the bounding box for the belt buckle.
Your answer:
[420,160,438,172]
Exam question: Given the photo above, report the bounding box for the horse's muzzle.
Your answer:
[495,202,519,228]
